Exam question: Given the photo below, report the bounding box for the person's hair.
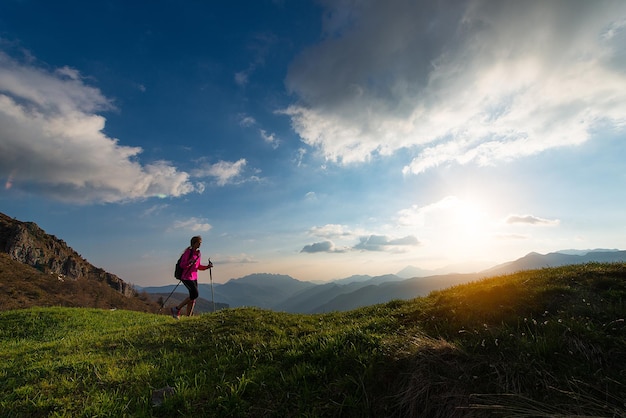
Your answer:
[190,236,202,246]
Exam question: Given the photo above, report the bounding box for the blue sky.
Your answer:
[1,0,625,286]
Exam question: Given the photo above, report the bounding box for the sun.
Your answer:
[452,199,485,236]
[434,196,493,258]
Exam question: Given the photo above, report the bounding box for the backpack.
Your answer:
[174,249,189,280]
[174,249,197,280]
[174,254,184,280]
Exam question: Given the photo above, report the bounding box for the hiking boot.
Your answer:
[170,307,180,320]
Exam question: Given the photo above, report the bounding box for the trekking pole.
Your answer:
[209,258,215,312]
[158,281,181,313]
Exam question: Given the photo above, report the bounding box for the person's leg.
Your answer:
[171,296,188,318]
[176,297,190,311]
[171,279,195,319]
[176,280,199,317]
[184,280,199,316]
[186,300,196,316]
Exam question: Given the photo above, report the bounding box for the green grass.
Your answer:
[1,263,625,417]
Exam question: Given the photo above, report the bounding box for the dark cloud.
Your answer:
[283,0,626,170]
[301,240,347,253]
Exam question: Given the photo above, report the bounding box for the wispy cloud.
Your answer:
[0,52,197,203]
[192,158,255,186]
[141,204,169,217]
[172,217,212,232]
[353,234,420,252]
[505,214,560,226]
[238,114,280,149]
[260,129,280,149]
[308,224,352,239]
[294,148,307,167]
[495,233,529,240]
[234,32,276,87]
[238,114,256,127]
[214,254,259,264]
[283,1,626,173]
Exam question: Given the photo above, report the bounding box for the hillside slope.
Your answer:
[0,212,160,312]
[485,249,626,275]
[1,263,624,417]
[0,253,158,312]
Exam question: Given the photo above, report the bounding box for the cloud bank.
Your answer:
[301,224,420,253]
[0,52,198,203]
[301,240,347,254]
[284,0,626,172]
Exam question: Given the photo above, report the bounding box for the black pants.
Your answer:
[181,279,199,300]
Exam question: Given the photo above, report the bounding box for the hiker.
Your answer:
[171,236,212,319]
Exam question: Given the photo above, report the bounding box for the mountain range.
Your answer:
[141,249,626,314]
[2,211,625,315]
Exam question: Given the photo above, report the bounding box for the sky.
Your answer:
[1,0,625,287]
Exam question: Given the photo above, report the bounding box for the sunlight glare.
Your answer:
[431,196,493,260]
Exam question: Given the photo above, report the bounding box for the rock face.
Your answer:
[0,212,135,297]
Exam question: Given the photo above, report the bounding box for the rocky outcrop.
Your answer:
[0,212,135,297]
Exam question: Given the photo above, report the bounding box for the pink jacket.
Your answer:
[179,248,208,280]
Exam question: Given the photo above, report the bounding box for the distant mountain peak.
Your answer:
[485,249,626,276]
[556,248,620,256]
[226,273,302,284]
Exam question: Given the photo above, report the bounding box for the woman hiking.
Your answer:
[171,235,212,319]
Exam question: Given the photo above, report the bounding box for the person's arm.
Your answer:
[198,259,213,271]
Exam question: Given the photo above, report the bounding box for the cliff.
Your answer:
[0,212,135,297]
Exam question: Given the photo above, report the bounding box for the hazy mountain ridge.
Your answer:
[170,250,626,313]
[485,249,626,276]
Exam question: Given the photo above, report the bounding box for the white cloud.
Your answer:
[294,147,307,167]
[192,158,249,186]
[0,52,197,203]
[217,254,259,264]
[239,114,256,127]
[308,224,352,239]
[353,234,420,252]
[505,214,560,226]
[141,203,169,217]
[284,0,626,173]
[260,129,280,149]
[55,65,81,80]
[303,224,419,253]
[173,217,212,232]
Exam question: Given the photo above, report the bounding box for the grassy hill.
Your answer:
[1,263,625,417]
